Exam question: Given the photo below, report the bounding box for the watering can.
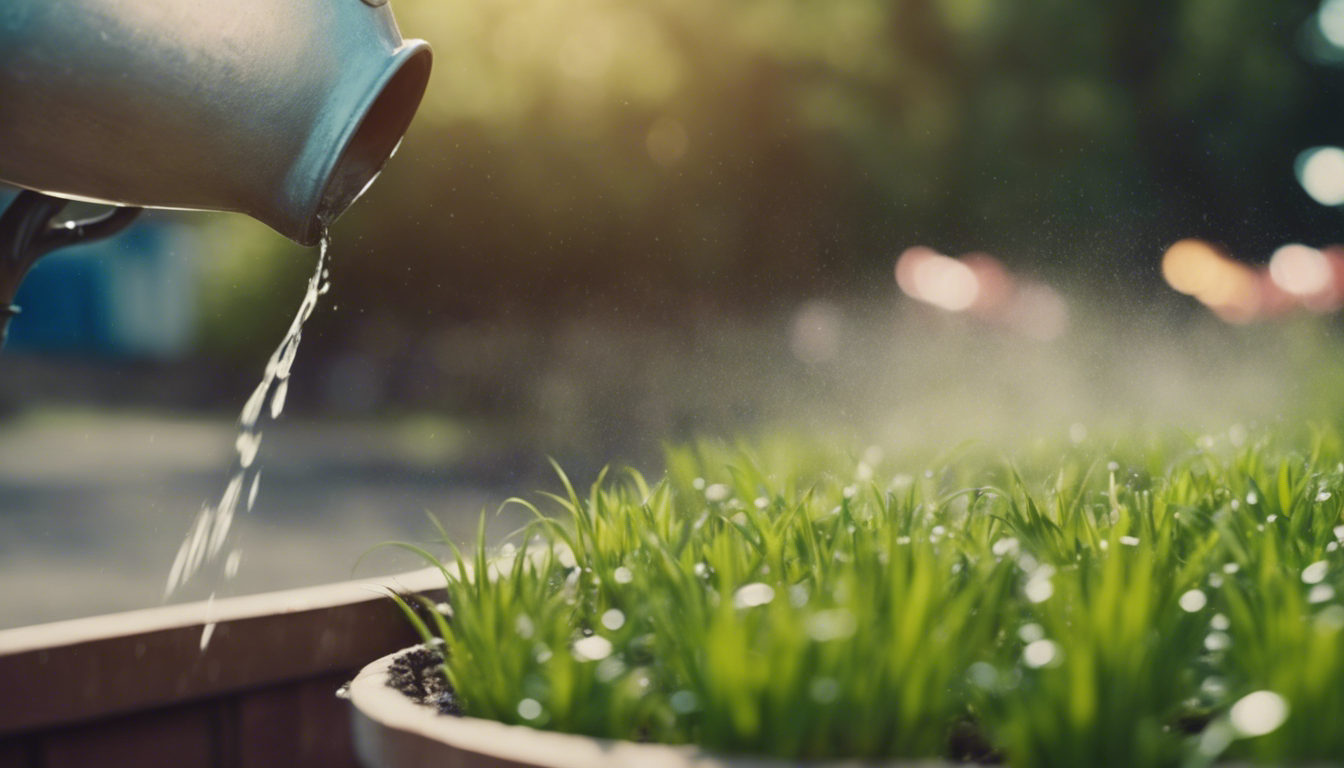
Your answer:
[0,0,433,346]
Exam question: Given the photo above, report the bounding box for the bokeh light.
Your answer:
[895,247,979,312]
[1162,239,1261,323]
[1269,243,1331,297]
[1296,146,1344,206]
[1321,0,1344,48]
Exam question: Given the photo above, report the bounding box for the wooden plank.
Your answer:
[41,702,213,768]
[237,673,361,768]
[0,569,443,737]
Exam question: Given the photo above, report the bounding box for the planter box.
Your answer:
[349,647,957,768]
[0,569,444,768]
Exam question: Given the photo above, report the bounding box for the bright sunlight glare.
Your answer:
[1296,146,1344,206]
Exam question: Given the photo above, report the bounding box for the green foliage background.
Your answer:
[202,0,1344,352]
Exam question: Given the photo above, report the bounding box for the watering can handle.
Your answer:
[0,190,143,348]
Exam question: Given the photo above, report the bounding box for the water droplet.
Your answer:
[1119,535,1140,547]
[1229,690,1289,737]
[572,635,613,662]
[269,378,288,419]
[1023,639,1060,668]
[670,690,699,714]
[1018,623,1045,643]
[992,537,1020,557]
[967,661,999,689]
[224,549,242,580]
[1303,561,1329,585]
[515,614,534,639]
[789,584,809,607]
[1318,491,1333,502]
[1246,491,1259,505]
[601,609,625,630]
[733,583,775,609]
[1025,568,1054,603]
[1309,584,1336,604]
[692,478,705,490]
[754,496,770,510]
[613,566,634,584]
[247,471,261,511]
[1211,613,1230,631]
[1180,589,1208,612]
[1223,563,1240,574]
[705,483,731,502]
[1205,631,1232,651]
[517,698,543,720]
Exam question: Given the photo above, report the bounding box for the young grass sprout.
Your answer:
[372,430,1344,766]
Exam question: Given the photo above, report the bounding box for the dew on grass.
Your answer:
[1319,490,1333,502]
[992,537,1020,557]
[613,566,634,584]
[1023,639,1060,668]
[809,677,841,704]
[1018,622,1044,643]
[516,614,534,639]
[518,698,543,720]
[1229,690,1289,737]
[572,635,613,662]
[1223,563,1240,574]
[1201,676,1228,698]
[1025,567,1055,603]
[807,609,857,642]
[1247,491,1259,505]
[1309,584,1336,604]
[1211,613,1231,631]
[601,609,625,630]
[692,478,705,491]
[754,496,770,510]
[1303,560,1329,584]
[1208,573,1224,588]
[595,656,626,682]
[734,582,775,609]
[1205,631,1232,651]
[705,483,731,502]
[1317,604,1344,629]
[1180,589,1208,612]
[1119,535,1140,547]
[535,646,553,663]
[1266,514,1278,523]
[670,690,699,714]
[967,662,999,689]
[693,562,709,578]
[789,584,809,607]
[1334,525,1344,541]
[896,535,912,545]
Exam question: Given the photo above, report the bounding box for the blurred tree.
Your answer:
[202,0,1343,354]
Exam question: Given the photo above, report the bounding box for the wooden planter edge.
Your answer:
[0,567,447,737]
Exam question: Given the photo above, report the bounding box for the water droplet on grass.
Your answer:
[705,484,731,502]
[1018,623,1045,643]
[1205,632,1232,651]
[1229,691,1289,737]
[1023,639,1060,668]
[734,583,775,609]
[613,566,634,584]
[1180,590,1208,612]
[1119,535,1140,547]
[1211,613,1230,631]
[572,635,613,662]
[1309,584,1335,603]
[670,690,699,714]
[601,609,625,630]
[517,698,543,720]
[992,537,1020,557]
[1303,561,1329,584]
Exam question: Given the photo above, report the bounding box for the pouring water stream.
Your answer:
[164,232,332,649]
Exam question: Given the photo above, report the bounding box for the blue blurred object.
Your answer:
[2,193,196,358]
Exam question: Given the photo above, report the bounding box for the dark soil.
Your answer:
[385,644,463,716]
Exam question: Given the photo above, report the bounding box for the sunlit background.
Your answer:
[6,0,1344,626]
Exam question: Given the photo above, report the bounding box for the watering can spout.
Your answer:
[0,0,433,246]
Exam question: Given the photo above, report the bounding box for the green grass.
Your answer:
[378,428,1344,766]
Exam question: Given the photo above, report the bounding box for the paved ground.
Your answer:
[0,410,532,629]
